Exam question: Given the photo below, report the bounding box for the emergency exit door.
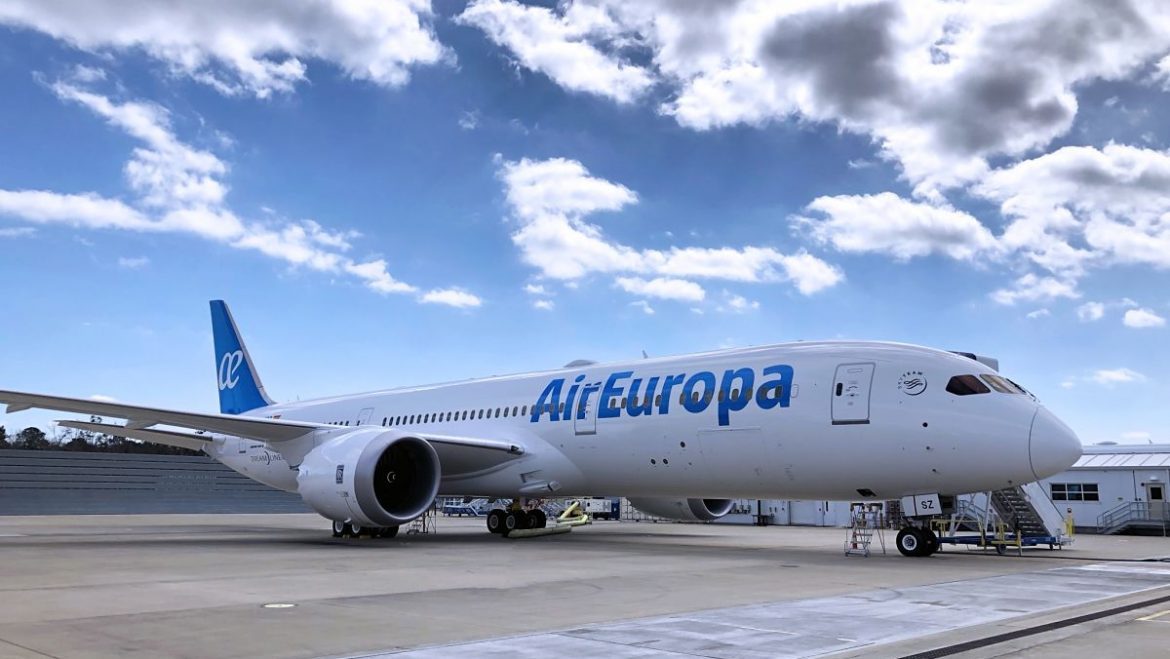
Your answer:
[832,363,874,425]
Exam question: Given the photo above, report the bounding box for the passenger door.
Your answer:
[356,407,374,426]
[832,363,874,425]
[574,383,599,435]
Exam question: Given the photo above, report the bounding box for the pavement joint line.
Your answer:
[896,589,1170,659]
[0,636,60,659]
[1136,608,1170,622]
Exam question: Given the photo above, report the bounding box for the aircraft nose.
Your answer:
[1028,406,1082,481]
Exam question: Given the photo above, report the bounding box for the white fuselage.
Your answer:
[210,340,1081,502]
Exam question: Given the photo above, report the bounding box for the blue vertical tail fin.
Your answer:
[210,300,274,415]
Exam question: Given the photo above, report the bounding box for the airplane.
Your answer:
[0,300,1082,557]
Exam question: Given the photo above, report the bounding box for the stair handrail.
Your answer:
[1097,500,1156,533]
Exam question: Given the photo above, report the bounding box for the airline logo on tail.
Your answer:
[210,300,273,414]
[218,350,244,391]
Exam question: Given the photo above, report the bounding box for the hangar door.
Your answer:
[832,363,874,425]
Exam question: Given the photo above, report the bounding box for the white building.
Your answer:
[1036,443,1169,533]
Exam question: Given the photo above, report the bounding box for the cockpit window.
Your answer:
[946,374,991,396]
[980,374,1023,394]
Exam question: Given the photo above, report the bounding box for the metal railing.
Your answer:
[1097,501,1170,535]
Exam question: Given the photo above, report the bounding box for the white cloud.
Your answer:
[420,288,483,309]
[523,283,548,295]
[990,274,1079,306]
[1123,307,1166,328]
[467,2,1170,196]
[532,299,554,311]
[797,192,999,261]
[975,144,1170,277]
[458,110,480,130]
[615,276,705,302]
[1026,308,1050,319]
[0,78,456,300]
[0,189,151,230]
[1090,368,1146,386]
[1076,301,1105,322]
[0,226,36,238]
[458,0,653,104]
[1121,431,1152,443]
[117,256,150,269]
[497,156,842,296]
[721,292,760,314]
[0,0,449,98]
[630,300,655,315]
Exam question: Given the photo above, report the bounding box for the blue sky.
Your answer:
[1,1,1169,445]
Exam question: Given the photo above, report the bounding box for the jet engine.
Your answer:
[627,497,734,522]
[297,427,441,527]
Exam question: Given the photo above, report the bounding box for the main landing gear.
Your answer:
[895,525,941,557]
[486,500,547,537]
[331,520,400,539]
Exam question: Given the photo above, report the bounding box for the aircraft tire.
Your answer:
[349,524,364,537]
[486,509,505,534]
[924,529,941,555]
[515,510,532,529]
[382,525,399,539]
[501,511,520,537]
[332,520,346,538]
[530,509,547,529]
[896,527,925,557]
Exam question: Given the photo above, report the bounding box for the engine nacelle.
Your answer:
[297,428,441,527]
[627,497,734,522]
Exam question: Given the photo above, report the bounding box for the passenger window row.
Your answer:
[376,404,531,428]
[333,385,790,427]
[610,386,785,409]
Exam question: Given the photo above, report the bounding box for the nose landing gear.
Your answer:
[896,526,940,557]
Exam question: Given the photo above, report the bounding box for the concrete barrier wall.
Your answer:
[0,449,309,515]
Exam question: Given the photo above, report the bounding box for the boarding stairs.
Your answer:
[1097,501,1170,535]
[989,482,1071,546]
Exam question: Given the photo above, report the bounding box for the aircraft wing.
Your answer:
[1,390,527,463]
[55,420,212,452]
[0,389,321,442]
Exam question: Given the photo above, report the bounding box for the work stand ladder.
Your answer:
[407,505,438,535]
[844,505,886,557]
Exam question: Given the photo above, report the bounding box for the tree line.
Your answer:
[0,421,201,456]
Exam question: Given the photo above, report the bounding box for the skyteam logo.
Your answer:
[898,370,927,396]
[531,364,794,427]
[218,350,244,391]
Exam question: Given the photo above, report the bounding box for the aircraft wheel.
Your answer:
[332,520,346,538]
[502,511,520,537]
[514,510,532,529]
[486,509,505,534]
[922,528,940,556]
[382,525,399,539]
[349,524,364,537]
[896,527,924,557]
[529,509,547,529]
